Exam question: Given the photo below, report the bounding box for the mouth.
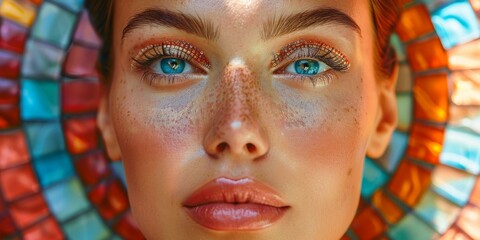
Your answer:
[183,177,290,231]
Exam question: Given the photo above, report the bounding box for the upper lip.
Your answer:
[183,177,288,208]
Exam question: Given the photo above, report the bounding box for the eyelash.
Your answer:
[131,40,210,85]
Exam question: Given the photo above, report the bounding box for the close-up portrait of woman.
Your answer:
[0,0,479,239]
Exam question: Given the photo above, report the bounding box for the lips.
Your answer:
[183,177,289,231]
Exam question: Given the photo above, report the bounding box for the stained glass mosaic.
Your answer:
[0,0,479,239]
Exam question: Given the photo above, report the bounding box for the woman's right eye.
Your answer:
[151,58,193,75]
[285,59,331,76]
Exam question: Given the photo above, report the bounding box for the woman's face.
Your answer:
[98,0,397,239]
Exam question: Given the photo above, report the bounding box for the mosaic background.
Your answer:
[0,0,479,239]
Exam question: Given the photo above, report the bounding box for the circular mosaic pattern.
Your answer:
[0,0,479,239]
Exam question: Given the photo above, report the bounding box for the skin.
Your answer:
[98,0,398,239]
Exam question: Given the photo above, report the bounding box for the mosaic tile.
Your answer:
[50,0,84,13]
[113,212,143,240]
[21,79,59,120]
[388,214,437,240]
[62,79,101,114]
[22,40,64,79]
[407,123,445,165]
[432,1,480,49]
[65,117,98,154]
[407,37,448,72]
[414,190,461,233]
[0,130,30,169]
[111,161,127,185]
[449,105,480,134]
[0,19,28,53]
[390,34,406,62]
[22,217,63,240]
[432,165,476,207]
[395,63,412,93]
[44,178,89,221]
[0,51,20,80]
[413,73,449,123]
[396,4,435,42]
[470,178,480,207]
[388,160,432,207]
[25,121,65,158]
[361,157,388,198]
[440,127,480,175]
[379,131,409,173]
[31,2,77,49]
[64,210,110,240]
[0,78,19,105]
[75,151,111,185]
[372,190,405,224]
[0,165,39,201]
[456,204,480,239]
[0,0,36,27]
[450,70,480,106]
[0,214,17,237]
[350,207,387,239]
[439,227,473,240]
[0,105,20,129]
[63,44,99,77]
[73,10,102,47]
[88,180,129,220]
[33,152,74,188]
[396,94,412,131]
[449,39,480,70]
[10,193,49,229]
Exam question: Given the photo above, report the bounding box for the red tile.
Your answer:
[64,117,99,154]
[63,44,99,77]
[0,78,19,105]
[88,180,129,220]
[396,4,435,41]
[62,80,101,114]
[0,20,27,53]
[0,214,17,237]
[0,130,30,169]
[0,52,20,80]
[350,207,387,239]
[113,212,144,239]
[10,194,49,229]
[0,165,39,201]
[407,123,445,165]
[75,151,111,185]
[0,105,20,129]
[23,217,63,240]
[73,11,102,47]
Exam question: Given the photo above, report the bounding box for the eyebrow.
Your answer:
[122,8,219,42]
[262,8,361,40]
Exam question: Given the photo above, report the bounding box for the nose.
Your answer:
[203,64,269,160]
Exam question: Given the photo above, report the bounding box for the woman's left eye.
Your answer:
[151,58,193,74]
[285,59,331,75]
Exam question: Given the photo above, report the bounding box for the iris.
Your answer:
[294,59,321,75]
[158,58,186,74]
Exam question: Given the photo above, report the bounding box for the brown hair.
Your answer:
[85,0,401,80]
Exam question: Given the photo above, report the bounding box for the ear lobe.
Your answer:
[367,64,399,159]
[97,91,122,160]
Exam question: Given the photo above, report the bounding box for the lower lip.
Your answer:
[185,203,288,231]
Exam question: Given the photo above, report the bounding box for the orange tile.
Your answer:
[388,160,432,207]
[470,178,480,207]
[350,207,387,240]
[0,0,36,27]
[372,190,405,224]
[64,117,99,154]
[10,194,49,228]
[396,4,434,42]
[0,131,30,169]
[407,37,448,72]
[450,70,480,106]
[23,217,63,240]
[407,123,444,165]
[413,74,449,122]
[0,165,39,201]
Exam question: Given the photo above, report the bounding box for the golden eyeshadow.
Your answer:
[272,39,351,72]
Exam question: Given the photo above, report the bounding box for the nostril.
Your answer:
[246,143,256,153]
[217,142,228,152]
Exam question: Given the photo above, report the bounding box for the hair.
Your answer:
[85,0,401,81]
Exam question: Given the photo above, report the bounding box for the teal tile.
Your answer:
[33,152,75,187]
[25,121,65,158]
[50,0,85,13]
[44,178,90,221]
[361,157,388,198]
[440,127,480,174]
[388,214,438,240]
[21,79,59,120]
[22,40,64,79]
[379,131,409,173]
[31,2,77,49]
[111,161,127,186]
[64,210,110,240]
[414,190,461,234]
[390,33,406,62]
[432,166,476,207]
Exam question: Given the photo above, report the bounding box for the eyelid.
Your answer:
[271,39,350,73]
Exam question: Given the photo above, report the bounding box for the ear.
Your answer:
[97,89,122,160]
[366,64,399,159]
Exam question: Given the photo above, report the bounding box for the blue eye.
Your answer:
[152,58,192,74]
[285,59,330,75]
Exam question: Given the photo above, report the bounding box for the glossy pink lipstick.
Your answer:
[183,177,289,231]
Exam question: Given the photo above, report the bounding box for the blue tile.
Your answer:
[64,210,110,240]
[21,79,59,120]
[22,40,64,79]
[414,190,461,234]
[440,127,480,174]
[432,166,476,207]
[380,131,409,173]
[431,1,480,49]
[25,121,65,158]
[361,157,388,198]
[31,2,77,49]
[44,178,90,221]
[111,161,127,186]
[33,151,75,187]
[388,214,438,240]
[50,0,85,13]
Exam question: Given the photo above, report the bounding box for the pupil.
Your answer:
[160,58,185,74]
[295,60,320,75]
